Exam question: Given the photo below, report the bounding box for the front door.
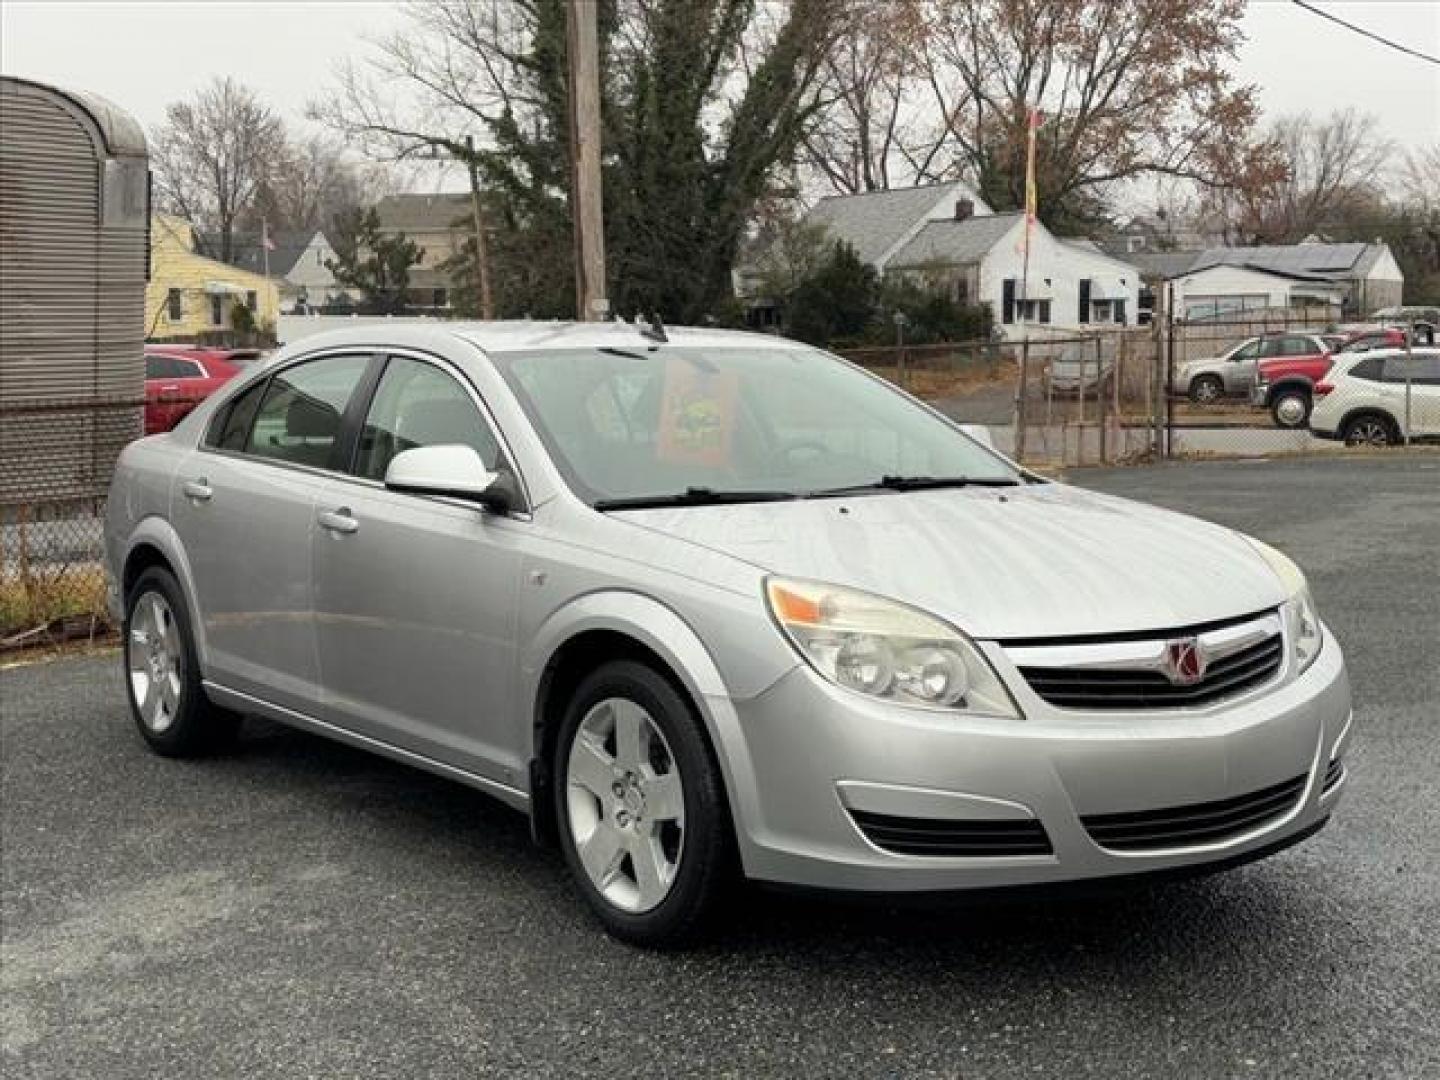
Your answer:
[172,352,374,714]
[311,353,528,786]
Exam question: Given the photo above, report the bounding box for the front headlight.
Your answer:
[764,578,1020,717]
[1249,540,1324,674]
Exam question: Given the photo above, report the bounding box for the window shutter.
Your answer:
[1079,279,1091,323]
[1002,278,1015,324]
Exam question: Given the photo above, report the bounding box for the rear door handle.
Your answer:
[181,478,213,502]
[317,508,360,535]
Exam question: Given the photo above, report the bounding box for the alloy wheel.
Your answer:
[127,591,184,733]
[1192,379,1221,404]
[565,697,685,913]
[1345,419,1391,446]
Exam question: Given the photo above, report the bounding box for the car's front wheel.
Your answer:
[1270,388,1312,429]
[554,660,733,947]
[124,567,240,756]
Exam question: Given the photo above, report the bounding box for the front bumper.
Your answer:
[727,627,1350,892]
[1250,385,1269,407]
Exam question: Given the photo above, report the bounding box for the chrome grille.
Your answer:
[1007,612,1285,711]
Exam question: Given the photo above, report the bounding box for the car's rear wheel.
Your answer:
[1270,389,1312,429]
[554,660,733,947]
[124,567,240,756]
[1342,413,1399,447]
[1189,375,1223,405]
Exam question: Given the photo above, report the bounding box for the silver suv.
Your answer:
[105,322,1351,945]
[1176,333,1329,405]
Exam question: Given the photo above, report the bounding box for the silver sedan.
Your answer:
[105,322,1351,946]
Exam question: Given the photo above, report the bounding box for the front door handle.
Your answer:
[317,508,360,535]
[181,478,213,502]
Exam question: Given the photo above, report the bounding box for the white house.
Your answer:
[1132,242,1404,321]
[887,212,1141,333]
[764,182,1140,338]
[218,228,354,312]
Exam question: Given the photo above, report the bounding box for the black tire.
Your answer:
[1270,388,1312,429]
[553,659,734,947]
[123,566,240,757]
[1189,375,1224,405]
[1341,412,1399,447]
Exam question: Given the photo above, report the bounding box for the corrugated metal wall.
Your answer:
[0,80,147,506]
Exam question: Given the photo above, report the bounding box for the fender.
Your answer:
[122,516,210,667]
[1263,375,1315,406]
[522,589,771,868]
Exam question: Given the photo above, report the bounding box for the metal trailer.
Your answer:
[1,76,150,512]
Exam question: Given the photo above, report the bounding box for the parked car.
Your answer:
[105,322,1350,945]
[1250,350,1336,429]
[143,349,242,435]
[1046,345,1114,397]
[1174,333,1329,405]
[1334,326,1407,354]
[1309,348,1440,446]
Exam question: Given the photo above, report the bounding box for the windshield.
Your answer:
[490,345,1019,505]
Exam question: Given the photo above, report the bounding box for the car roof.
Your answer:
[277,320,798,358]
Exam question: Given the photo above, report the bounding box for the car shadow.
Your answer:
[221,717,1344,986]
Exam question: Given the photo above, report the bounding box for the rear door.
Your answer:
[171,351,377,714]
[311,351,529,784]
[1387,353,1440,437]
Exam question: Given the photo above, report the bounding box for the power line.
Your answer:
[1290,0,1440,66]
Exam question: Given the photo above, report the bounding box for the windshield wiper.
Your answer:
[594,487,799,511]
[806,475,1021,498]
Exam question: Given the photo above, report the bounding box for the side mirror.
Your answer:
[958,423,996,451]
[383,445,515,512]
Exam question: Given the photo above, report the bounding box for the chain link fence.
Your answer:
[1,397,146,649]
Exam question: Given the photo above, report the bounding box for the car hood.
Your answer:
[614,484,1287,640]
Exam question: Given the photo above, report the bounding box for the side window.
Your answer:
[209,380,268,451]
[1231,340,1260,361]
[1347,356,1383,382]
[1385,355,1440,385]
[354,357,500,481]
[145,355,166,379]
[1284,336,1315,357]
[244,355,369,469]
[1258,338,1285,358]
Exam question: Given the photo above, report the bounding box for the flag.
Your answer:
[1022,107,1043,255]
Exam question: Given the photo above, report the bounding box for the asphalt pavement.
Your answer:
[3,455,1438,1078]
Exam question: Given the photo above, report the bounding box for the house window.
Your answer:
[211,295,224,326]
[246,290,257,311]
[954,277,970,305]
[433,288,448,308]
[1017,299,1051,324]
[166,288,182,321]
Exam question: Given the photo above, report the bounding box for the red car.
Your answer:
[1251,326,1407,429]
[143,347,247,434]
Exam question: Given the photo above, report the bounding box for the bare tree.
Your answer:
[798,3,926,194]
[150,78,287,262]
[247,134,391,239]
[1208,110,1392,243]
[890,0,1279,228]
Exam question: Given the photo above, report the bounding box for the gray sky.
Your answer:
[3,0,1437,175]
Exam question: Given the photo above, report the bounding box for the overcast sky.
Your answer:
[3,0,1437,190]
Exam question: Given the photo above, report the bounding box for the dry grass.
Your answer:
[864,358,1017,401]
[0,564,111,641]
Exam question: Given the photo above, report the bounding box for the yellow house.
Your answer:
[146,215,280,340]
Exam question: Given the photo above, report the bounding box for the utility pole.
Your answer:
[566,0,607,321]
[464,135,494,320]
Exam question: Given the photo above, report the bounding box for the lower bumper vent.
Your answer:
[1080,773,1306,852]
[849,809,1052,857]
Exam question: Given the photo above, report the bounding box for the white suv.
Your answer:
[1309,349,1440,446]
